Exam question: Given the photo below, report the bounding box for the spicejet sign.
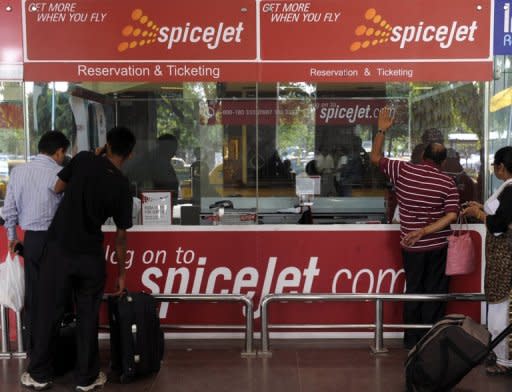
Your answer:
[95,228,484,326]
[260,0,490,61]
[391,21,478,49]
[158,22,244,50]
[350,7,479,52]
[116,8,245,53]
[23,0,256,61]
[23,0,492,82]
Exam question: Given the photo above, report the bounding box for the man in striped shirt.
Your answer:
[371,108,459,349]
[3,131,70,354]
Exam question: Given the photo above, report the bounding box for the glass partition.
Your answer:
[20,80,486,225]
[490,55,512,196]
[0,81,24,204]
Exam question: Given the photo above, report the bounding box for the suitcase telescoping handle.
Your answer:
[124,292,141,364]
[489,323,512,351]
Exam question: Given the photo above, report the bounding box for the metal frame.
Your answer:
[0,306,10,359]
[11,312,25,358]
[2,292,486,359]
[1,293,255,359]
[151,294,255,357]
[259,293,486,356]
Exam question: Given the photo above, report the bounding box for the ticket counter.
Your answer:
[0,0,506,339]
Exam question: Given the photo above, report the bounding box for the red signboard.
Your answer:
[0,0,23,64]
[0,0,23,79]
[23,62,259,82]
[0,227,484,334]
[23,61,493,83]
[260,0,491,60]
[258,61,494,83]
[21,0,493,82]
[95,227,482,330]
[24,0,257,61]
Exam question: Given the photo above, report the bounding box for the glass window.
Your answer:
[0,81,24,204]
[25,82,97,157]
[489,55,512,195]
[22,80,485,225]
[409,82,484,206]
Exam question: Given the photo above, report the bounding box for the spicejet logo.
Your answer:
[350,8,393,52]
[117,9,160,52]
[157,22,244,50]
[350,7,478,52]
[118,8,244,52]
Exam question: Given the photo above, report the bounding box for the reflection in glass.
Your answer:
[15,81,486,224]
[0,81,24,203]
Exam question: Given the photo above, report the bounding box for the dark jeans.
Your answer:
[22,230,48,355]
[28,241,106,386]
[402,247,450,347]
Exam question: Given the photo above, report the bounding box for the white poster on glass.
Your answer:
[141,191,172,225]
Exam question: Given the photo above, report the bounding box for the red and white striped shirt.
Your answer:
[380,157,459,251]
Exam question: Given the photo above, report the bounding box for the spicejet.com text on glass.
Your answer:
[319,104,397,124]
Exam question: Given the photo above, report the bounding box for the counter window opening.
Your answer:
[1,80,494,225]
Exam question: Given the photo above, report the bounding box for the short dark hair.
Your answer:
[421,128,444,144]
[423,142,447,165]
[157,133,178,156]
[107,126,136,158]
[493,146,512,173]
[38,131,70,155]
[411,143,426,164]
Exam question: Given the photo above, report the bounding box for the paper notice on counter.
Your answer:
[141,191,172,225]
[296,175,320,196]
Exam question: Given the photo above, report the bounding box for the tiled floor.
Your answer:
[1,339,511,392]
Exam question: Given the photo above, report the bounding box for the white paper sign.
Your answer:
[296,175,321,196]
[141,192,172,225]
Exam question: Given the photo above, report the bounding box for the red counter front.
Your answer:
[100,224,484,337]
[0,224,485,338]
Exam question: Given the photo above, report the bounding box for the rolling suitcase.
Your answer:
[405,314,512,392]
[108,292,164,383]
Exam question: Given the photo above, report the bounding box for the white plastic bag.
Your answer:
[0,253,25,311]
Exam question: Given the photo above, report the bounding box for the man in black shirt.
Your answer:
[21,127,136,392]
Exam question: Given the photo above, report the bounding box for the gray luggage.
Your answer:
[405,314,512,392]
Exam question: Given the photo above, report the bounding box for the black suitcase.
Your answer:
[405,314,512,392]
[108,292,164,383]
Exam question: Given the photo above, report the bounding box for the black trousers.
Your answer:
[402,247,450,346]
[28,241,105,386]
[22,230,49,355]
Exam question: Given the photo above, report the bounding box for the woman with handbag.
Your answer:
[462,146,512,375]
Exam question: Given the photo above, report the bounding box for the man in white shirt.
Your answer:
[3,131,70,354]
